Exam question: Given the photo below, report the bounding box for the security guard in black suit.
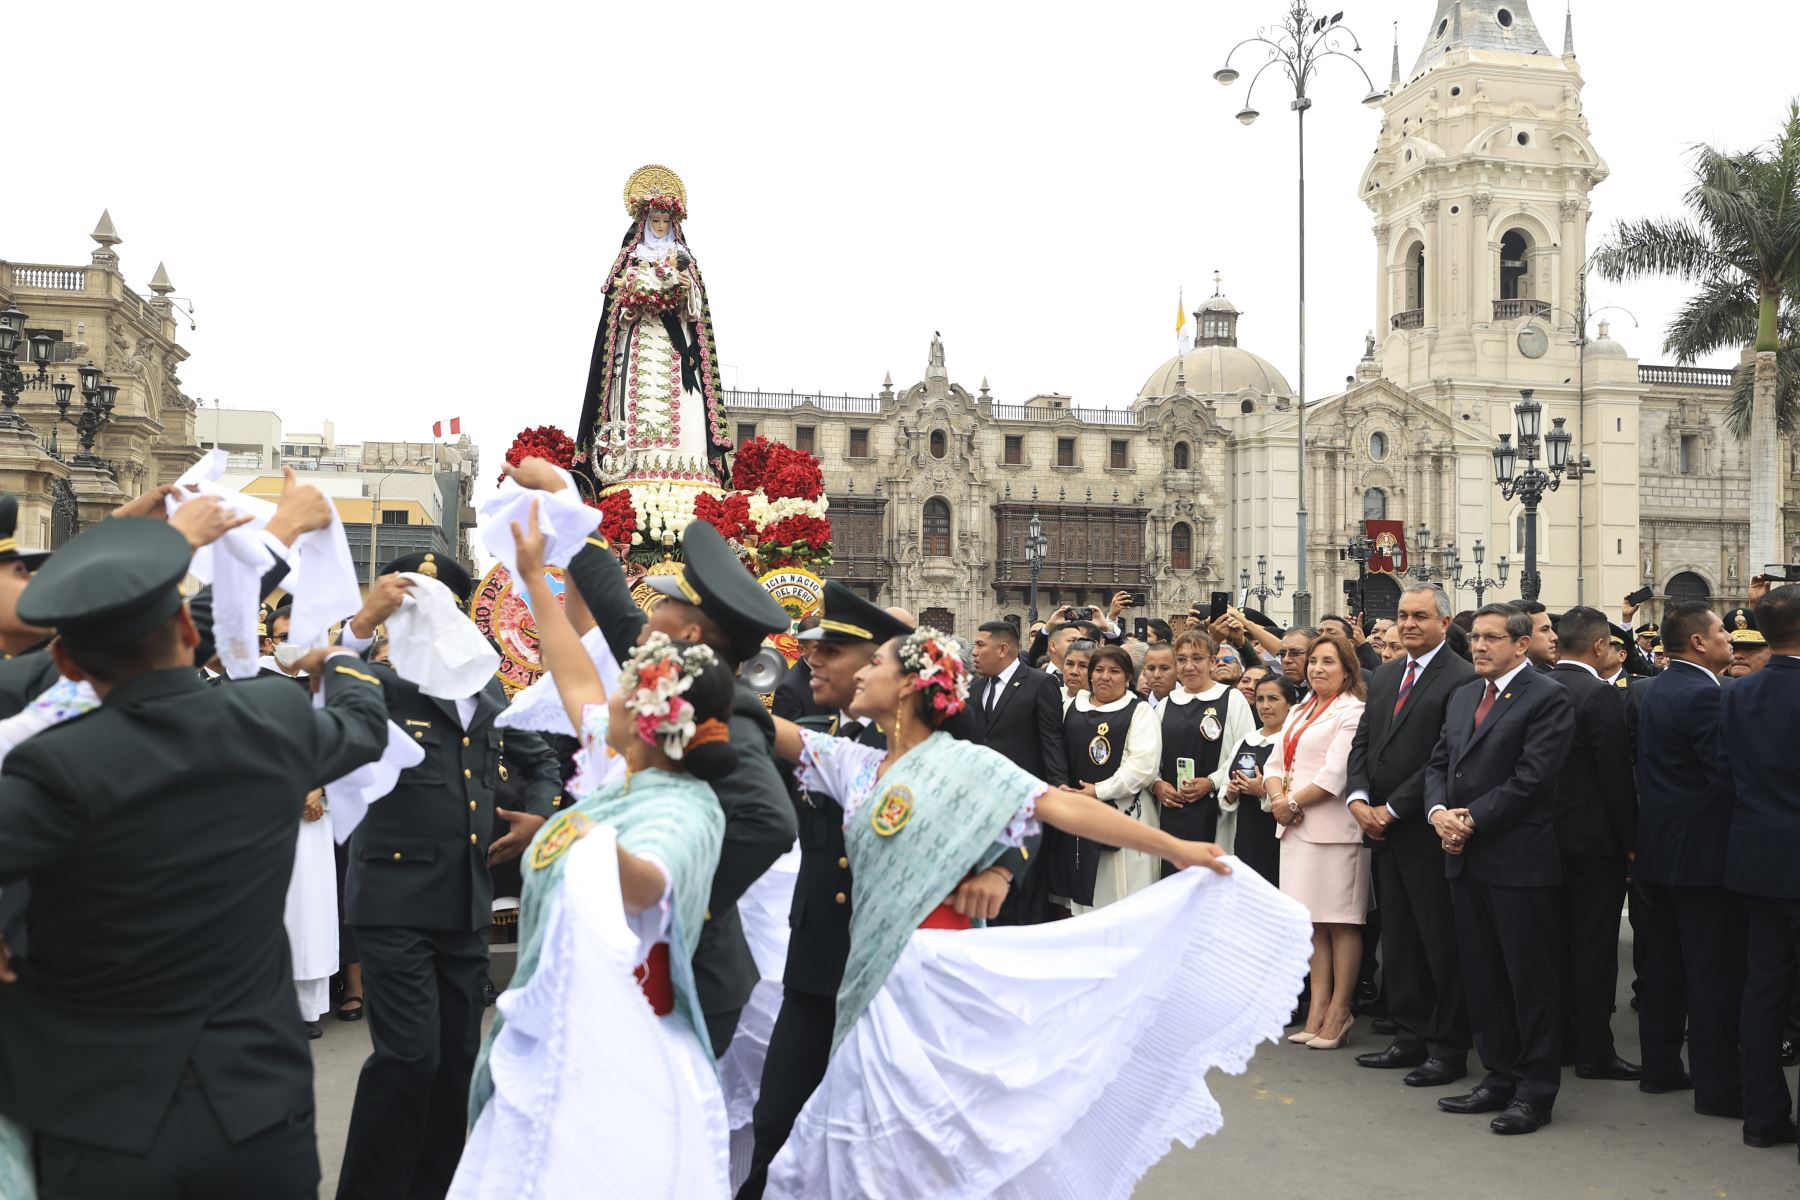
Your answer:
[737,582,911,1199]
[0,516,391,1199]
[334,552,564,1200]
[561,511,797,1058]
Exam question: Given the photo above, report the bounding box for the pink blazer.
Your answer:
[1271,693,1367,845]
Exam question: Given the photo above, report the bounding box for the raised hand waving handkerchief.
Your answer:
[478,463,600,591]
[384,572,503,699]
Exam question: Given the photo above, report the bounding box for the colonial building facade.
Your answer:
[0,212,202,548]
[723,0,1792,633]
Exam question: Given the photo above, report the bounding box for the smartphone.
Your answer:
[1133,616,1149,641]
[1234,751,1260,775]
[1175,757,1196,787]
[1624,584,1654,607]
[1209,591,1231,620]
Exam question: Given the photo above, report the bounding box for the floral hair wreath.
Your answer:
[630,193,688,223]
[899,626,971,718]
[620,632,719,760]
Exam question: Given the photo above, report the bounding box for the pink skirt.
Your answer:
[1277,838,1370,924]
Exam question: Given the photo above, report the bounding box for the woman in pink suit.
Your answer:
[1265,632,1368,1050]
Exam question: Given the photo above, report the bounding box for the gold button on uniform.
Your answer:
[837,856,849,869]
[834,891,847,905]
[463,768,472,779]
[392,852,402,861]
[470,833,479,844]
[468,801,477,811]
[413,731,423,740]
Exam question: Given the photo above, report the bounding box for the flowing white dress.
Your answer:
[766,738,1314,1200]
[284,813,337,1021]
[721,843,801,1188]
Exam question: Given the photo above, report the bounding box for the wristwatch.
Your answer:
[1286,797,1301,817]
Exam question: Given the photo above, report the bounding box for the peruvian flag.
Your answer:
[432,417,462,438]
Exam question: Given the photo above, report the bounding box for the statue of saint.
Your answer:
[576,165,731,488]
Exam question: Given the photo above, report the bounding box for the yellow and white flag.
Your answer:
[1175,289,1193,355]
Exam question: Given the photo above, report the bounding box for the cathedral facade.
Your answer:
[723,0,1792,633]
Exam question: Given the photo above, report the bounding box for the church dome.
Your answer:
[1139,345,1294,400]
[1140,284,1293,400]
[1586,319,1628,358]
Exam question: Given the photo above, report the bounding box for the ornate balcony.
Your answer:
[1492,298,1551,321]
[1390,308,1423,331]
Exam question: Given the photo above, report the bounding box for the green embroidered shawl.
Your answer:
[833,731,1048,1051]
[467,766,724,1126]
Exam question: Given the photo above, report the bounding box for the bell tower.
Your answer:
[1360,0,1607,390]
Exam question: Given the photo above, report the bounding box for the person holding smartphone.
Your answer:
[1150,631,1255,878]
[1225,674,1299,886]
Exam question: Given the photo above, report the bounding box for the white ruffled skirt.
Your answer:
[766,860,1311,1200]
[720,844,800,1188]
[448,827,730,1200]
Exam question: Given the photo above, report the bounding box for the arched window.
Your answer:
[1362,488,1387,521]
[1240,398,1255,414]
[1404,240,1426,312]
[1173,441,1191,470]
[1513,508,1541,559]
[1170,522,1193,570]
[1369,431,1388,461]
[922,498,951,557]
[1500,229,1531,301]
[1666,570,1711,605]
[929,429,948,459]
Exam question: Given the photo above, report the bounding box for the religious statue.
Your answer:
[576,165,732,489]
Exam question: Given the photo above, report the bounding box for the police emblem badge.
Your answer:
[530,811,594,870]
[871,785,914,837]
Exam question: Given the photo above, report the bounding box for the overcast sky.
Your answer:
[5,0,1796,489]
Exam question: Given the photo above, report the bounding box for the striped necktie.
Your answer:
[1393,660,1418,715]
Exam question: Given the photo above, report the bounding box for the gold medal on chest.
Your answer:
[530,811,593,870]
[1088,720,1113,766]
[1200,706,1222,742]
[871,785,913,837]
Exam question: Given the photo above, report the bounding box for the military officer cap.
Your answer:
[1635,622,1660,638]
[382,550,474,605]
[1722,606,1765,646]
[642,521,789,660]
[17,517,190,649]
[256,602,273,638]
[1606,622,1627,647]
[798,580,912,646]
[1238,606,1282,634]
[0,494,51,570]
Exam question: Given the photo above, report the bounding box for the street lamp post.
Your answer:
[1025,512,1047,625]
[1215,1,1386,630]
[1339,533,1373,619]
[1453,537,1510,607]
[1240,552,1287,610]
[0,305,117,462]
[1408,523,1457,584]
[1492,388,1573,604]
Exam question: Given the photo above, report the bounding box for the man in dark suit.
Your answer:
[334,553,565,1200]
[1722,584,1800,1149]
[970,618,1068,926]
[0,516,391,1199]
[1518,600,1557,673]
[1347,583,1476,1087]
[1545,606,1640,1081]
[737,583,914,1200]
[1426,603,1575,1134]
[1633,599,1743,1117]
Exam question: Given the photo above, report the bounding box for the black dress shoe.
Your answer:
[1696,1100,1745,1120]
[1356,1044,1428,1070]
[305,1020,323,1041]
[1780,1038,1800,1068]
[1438,1084,1514,1114]
[1575,1055,1641,1081]
[1743,1116,1798,1148]
[1371,1017,1399,1037]
[1490,1100,1551,1135]
[1406,1058,1470,1088]
[1639,1071,1693,1094]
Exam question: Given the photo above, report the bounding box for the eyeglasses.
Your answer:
[1278,649,1307,658]
[1468,633,1520,644]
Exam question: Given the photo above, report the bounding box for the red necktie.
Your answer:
[1393,660,1418,715]
[1472,680,1499,730]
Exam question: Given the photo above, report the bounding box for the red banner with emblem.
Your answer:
[1365,520,1408,575]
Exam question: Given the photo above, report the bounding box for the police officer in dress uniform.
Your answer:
[736,581,912,1200]
[559,508,796,1057]
[334,552,565,1200]
[0,516,391,1199]
[1723,606,1772,678]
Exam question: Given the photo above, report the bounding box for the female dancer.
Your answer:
[763,628,1312,1199]
[450,507,740,1198]
[1265,632,1368,1051]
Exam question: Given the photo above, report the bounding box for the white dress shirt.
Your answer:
[1343,639,1447,818]
[984,657,1023,715]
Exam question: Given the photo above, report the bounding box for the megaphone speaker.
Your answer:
[739,646,787,694]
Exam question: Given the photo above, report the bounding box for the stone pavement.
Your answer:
[311,945,1797,1198]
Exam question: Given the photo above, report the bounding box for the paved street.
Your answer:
[311,944,1797,1199]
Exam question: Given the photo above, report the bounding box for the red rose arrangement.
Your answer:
[593,490,638,546]
[731,436,823,502]
[694,490,752,542]
[500,425,577,484]
[757,513,833,571]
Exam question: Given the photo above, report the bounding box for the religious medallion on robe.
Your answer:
[1199,706,1222,742]
[1088,721,1113,766]
[871,785,914,837]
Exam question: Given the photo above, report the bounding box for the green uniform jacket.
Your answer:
[343,665,563,932]
[0,660,389,1154]
[566,538,798,1020]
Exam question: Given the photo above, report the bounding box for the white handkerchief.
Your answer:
[496,627,622,739]
[325,717,427,844]
[386,573,502,700]
[478,468,600,585]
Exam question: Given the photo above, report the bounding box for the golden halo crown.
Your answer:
[624,164,687,219]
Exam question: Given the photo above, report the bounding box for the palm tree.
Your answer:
[1591,100,1800,572]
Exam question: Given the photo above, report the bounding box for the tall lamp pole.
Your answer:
[1024,512,1047,625]
[1339,533,1373,619]
[1453,537,1510,607]
[1215,1,1386,629]
[1492,389,1573,603]
[1240,553,1287,609]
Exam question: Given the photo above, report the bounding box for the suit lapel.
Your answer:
[1463,666,1531,754]
[1375,652,1439,754]
[989,673,1024,722]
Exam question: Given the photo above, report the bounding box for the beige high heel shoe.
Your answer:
[1287,1027,1321,1044]
[1306,1016,1355,1049]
